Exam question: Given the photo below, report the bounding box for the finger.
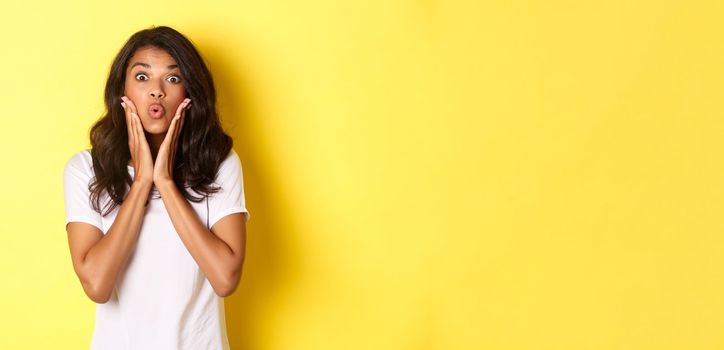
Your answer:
[168,100,188,143]
[122,98,136,157]
[121,96,132,128]
[121,96,135,120]
[130,113,140,154]
[131,112,141,157]
[169,119,178,174]
[132,112,143,143]
[122,96,143,141]
[173,109,186,153]
[172,106,186,148]
[134,114,147,150]
[174,98,190,117]
[129,108,137,142]
[172,99,190,150]
[128,118,135,157]
[160,117,178,176]
[169,123,179,166]
[124,96,139,116]
[122,96,139,146]
[166,100,189,176]
[173,111,185,167]
[163,115,178,151]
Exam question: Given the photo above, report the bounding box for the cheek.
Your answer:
[123,80,142,99]
[168,88,188,104]
[169,85,188,98]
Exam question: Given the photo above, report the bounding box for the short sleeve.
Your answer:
[63,150,103,232]
[207,149,250,228]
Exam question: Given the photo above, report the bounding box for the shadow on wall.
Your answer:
[197,27,298,349]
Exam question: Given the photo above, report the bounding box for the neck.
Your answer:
[145,131,164,162]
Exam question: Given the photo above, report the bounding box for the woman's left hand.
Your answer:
[154,98,192,184]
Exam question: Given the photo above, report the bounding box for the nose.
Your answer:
[150,90,165,99]
[149,86,166,99]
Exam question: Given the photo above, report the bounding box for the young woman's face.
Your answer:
[123,46,187,135]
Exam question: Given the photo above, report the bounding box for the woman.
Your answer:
[63,25,250,349]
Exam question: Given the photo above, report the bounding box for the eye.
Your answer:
[135,73,149,81]
[167,75,182,84]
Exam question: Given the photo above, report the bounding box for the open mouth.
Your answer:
[149,104,165,119]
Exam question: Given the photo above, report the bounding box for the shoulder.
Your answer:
[219,148,241,171]
[64,149,93,174]
[214,148,243,180]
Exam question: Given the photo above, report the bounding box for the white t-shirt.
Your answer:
[63,148,250,350]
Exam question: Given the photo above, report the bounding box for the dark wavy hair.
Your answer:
[88,25,232,216]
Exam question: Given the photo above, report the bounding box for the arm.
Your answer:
[156,179,247,297]
[66,179,152,303]
[150,99,246,297]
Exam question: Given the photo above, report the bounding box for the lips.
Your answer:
[148,103,165,119]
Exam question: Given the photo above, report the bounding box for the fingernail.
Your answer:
[121,102,126,108]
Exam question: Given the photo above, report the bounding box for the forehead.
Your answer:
[128,46,178,68]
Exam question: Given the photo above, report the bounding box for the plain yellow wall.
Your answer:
[1,0,723,349]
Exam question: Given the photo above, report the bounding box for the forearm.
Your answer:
[82,180,152,302]
[156,179,237,296]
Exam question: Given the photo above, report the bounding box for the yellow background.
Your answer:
[1,0,722,349]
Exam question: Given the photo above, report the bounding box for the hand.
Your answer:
[153,98,192,184]
[121,96,154,185]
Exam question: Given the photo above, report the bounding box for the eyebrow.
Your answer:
[129,62,179,70]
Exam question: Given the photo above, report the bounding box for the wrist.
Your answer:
[132,178,154,189]
[155,177,176,192]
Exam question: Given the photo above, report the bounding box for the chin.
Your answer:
[147,127,170,135]
[140,119,170,134]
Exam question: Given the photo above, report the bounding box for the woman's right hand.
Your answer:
[121,96,154,185]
